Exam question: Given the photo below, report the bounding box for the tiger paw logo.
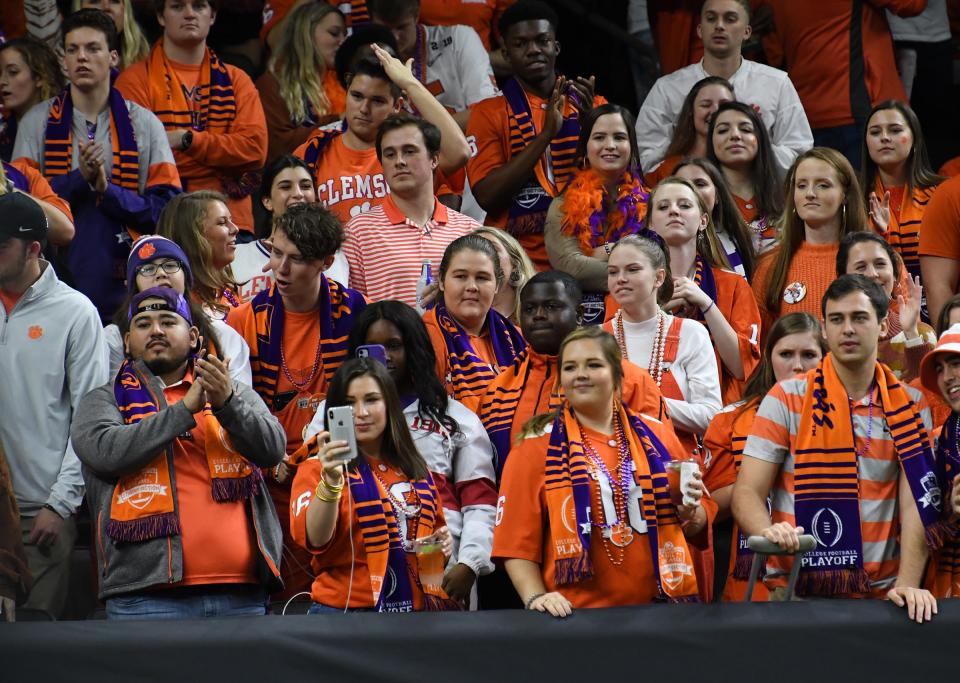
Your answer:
[28,325,43,340]
[349,202,372,218]
[137,242,157,259]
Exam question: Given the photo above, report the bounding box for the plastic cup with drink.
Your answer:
[665,459,700,507]
[414,533,446,593]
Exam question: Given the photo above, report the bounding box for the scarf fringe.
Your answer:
[423,594,461,612]
[211,471,263,503]
[554,552,594,586]
[925,519,960,552]
[796,567,870,597]
[733,553,755,580]
[107,512,181,543]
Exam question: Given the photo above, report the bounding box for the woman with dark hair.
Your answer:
[646,177,762,405]
[290,358,455,613]
[703,312,825,601]
[493,326,708,616]
[257,3,347,164]
[0,37,65,161]
[604,234,722,459]
[675,158,756,280]
[707,101,783,253]
[751,147,869,337]
[302,301,497,608]
[836,231,934,382]
[232,154,348,301]
[646,77,735,188]
[544,103,649,324]
[862,100,945,282]
[424,234,526,412]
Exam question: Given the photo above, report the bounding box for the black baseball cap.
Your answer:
[0,193,48,242]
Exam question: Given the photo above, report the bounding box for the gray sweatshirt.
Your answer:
[0,262,108,518]
[71,361,286,599]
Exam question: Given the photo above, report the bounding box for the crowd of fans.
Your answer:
[1,0,960,625]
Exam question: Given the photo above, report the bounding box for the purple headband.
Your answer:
[129,286,193,325]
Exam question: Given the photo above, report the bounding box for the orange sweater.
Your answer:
[751,241,838,342]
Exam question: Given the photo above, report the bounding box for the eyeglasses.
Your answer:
[136,261,183,277]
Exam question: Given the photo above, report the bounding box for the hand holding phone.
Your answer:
[326,406,358,463]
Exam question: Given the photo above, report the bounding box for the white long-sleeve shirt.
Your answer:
[619,313,722,436]
[636,58,813,178]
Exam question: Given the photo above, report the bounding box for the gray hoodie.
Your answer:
[72,360,286,600]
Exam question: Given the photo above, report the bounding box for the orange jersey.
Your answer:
[294,133,389,225]
[493,422,682,607]
[466,89,607,270]
[766,0,924,129]
[677,267,761,405]
[290,458,446,609]
[116,56,267,232]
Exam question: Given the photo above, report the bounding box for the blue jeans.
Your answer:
[106,586,267,620]
[308,602,374,614]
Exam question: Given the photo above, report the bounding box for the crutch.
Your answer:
[743,534,817,601]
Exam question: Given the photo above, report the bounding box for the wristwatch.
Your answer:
[181,130,194,151]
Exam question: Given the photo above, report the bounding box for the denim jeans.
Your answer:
[106,586,267,620]
[307,602,374,615]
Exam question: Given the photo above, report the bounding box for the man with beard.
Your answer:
[72,286,286,619]
[0,192,107,619]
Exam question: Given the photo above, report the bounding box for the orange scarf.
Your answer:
[873,178,936,277]
[560,169,649,253]
[107,360,262,542]
[145,42,235,134]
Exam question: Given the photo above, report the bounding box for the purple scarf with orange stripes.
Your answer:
[2,161,29,192]
[348,458,453,611]
[793,355,946,596]
[43,86,140,190]
[430,297,525,404]
[502,77,580,237]
[247,276,366,402]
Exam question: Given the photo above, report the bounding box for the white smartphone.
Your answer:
[326,405,358,462]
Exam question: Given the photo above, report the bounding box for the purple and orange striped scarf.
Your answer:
[502,77,580,237]
[246,276,366,402]
[43,86,139,191]
[544,402,700,601]
[793,354,947,596]
[348,458,454,611]
[429,297,525,405]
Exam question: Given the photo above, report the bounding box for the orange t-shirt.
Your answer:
[643,153,683,188]
[274,309,329,453]
[290,458,447,609]
[163,378,258,587]
[918,175,960,261]
[467,89,608,270]
[493,426,667,608]
[10,159,74,224]
[0,289,23,315]
[294,134,389,225]
[423,311,499,412]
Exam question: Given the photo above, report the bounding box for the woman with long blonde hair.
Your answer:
[157,190,242,318]
[751,147,869,337]
[257,2,347,163]
[473,227,535,325]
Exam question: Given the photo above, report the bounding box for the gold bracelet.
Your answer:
[314,481,342,503]
[318,476,344,495]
